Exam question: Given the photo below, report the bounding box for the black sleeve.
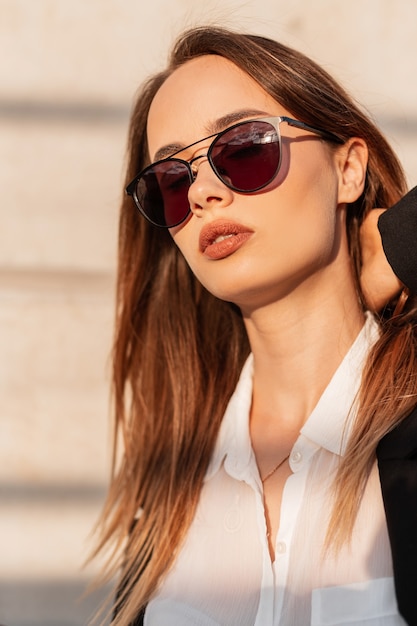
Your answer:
[377,406,417,625]
[378,186,417,296]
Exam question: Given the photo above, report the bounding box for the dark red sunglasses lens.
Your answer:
[210,121,280,191]
[137,160,191,227]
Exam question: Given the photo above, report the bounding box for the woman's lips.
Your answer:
[199,221,254,260]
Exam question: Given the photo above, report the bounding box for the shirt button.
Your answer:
[276,541,286,554]
[291,450,302,463]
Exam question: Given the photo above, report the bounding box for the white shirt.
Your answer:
[145,315,405,625]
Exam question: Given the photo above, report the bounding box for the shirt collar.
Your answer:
[205,354,254,482]
[300,312,380,456]
[205,312,380,481]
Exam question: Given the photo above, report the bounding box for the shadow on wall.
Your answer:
[0,579,112,626]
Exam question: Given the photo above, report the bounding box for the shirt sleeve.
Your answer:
[378,186,417,296]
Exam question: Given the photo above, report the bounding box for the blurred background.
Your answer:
[1,1,416,624]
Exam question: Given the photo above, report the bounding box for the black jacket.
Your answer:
[377,406,417,626]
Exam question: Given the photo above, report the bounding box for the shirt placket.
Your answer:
[254,438,317,626]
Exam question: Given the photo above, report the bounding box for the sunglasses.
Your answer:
[126,116,344,228]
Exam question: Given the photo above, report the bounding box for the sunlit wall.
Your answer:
[1,1,416,624]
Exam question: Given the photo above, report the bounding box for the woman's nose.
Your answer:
[187,158,233,215]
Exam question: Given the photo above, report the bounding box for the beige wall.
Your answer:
[1,1,416,624]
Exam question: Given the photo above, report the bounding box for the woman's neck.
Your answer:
[243,273,365,431]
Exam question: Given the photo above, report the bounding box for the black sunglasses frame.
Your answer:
[126,116,345,228]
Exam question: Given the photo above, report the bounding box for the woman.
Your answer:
[94,27,417,625]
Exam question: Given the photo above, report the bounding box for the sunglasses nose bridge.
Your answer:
[189,154,208,180]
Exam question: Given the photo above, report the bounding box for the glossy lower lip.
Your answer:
[199,221,254,260]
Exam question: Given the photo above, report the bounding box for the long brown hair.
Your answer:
[93,26,417,624]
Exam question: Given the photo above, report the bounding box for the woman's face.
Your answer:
[147,55,360,312]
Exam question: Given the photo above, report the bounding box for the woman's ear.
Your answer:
[336,138,368,204]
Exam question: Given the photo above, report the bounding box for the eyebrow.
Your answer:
[152,108,270,161]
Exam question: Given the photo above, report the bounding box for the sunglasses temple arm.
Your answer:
[283,117,344,144]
